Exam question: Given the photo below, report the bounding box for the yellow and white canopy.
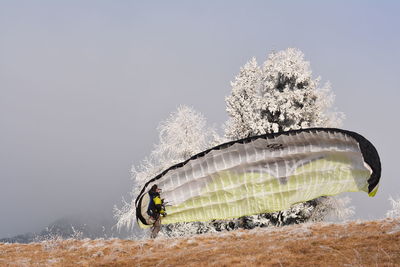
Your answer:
[136,128,381,226]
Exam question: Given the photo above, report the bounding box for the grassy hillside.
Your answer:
[1,219,399,266]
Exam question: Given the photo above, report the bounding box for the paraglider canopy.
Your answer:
[135,128,381,227]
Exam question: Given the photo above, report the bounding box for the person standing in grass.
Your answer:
[147,184,166,238]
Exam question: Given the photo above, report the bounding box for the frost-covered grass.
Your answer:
[1,219,399,266]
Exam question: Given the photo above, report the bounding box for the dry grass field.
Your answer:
[1,219,399,267]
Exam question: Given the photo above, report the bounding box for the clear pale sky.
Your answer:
[1,1,399,238]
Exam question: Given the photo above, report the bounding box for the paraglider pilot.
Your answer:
[147,184,166,238]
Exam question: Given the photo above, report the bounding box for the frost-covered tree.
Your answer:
[386,197,400,219]
[225,57,263,139]
[152,105,218,166]
[224,48,345,229]
[225,48,343,139]
[114,105,218,238]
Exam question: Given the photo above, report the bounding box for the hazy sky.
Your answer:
[1,1,399,238]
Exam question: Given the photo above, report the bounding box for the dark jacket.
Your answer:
[147,191,165,218]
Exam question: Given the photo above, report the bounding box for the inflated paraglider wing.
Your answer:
[135,128,381,226]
